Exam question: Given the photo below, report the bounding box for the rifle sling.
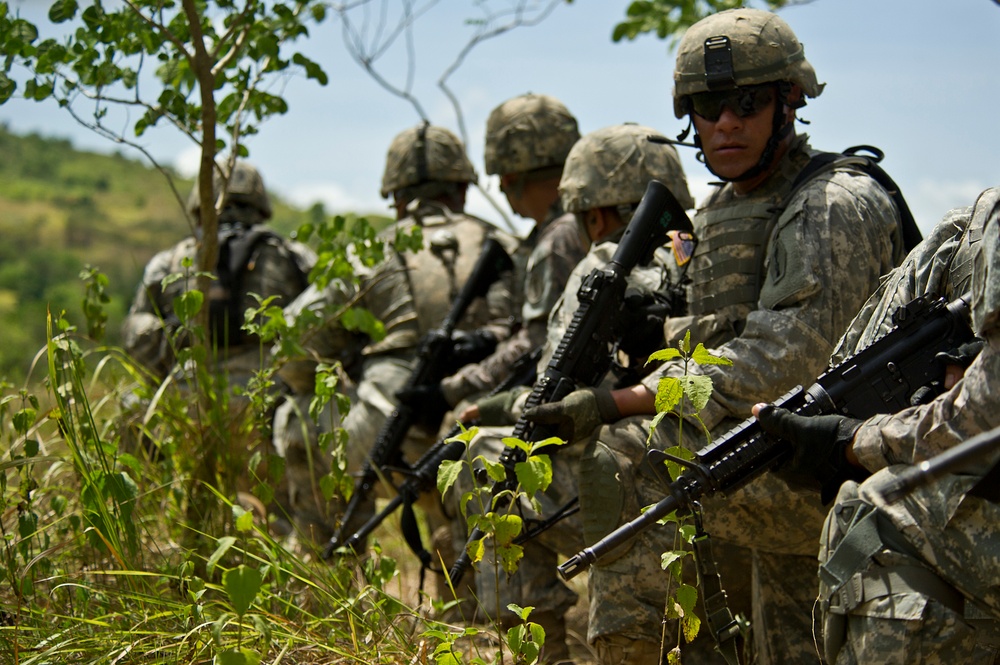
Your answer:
[691,510,743,665]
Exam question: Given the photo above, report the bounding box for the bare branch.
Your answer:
[439,0,563,145]
[332,0,443,120]
[58,99,192,232]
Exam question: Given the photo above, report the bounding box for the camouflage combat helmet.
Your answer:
[484,93,580,176]
[560,124,695,214]
[380,122,478,198]
[186,161,272,220]
[673,8,824,118]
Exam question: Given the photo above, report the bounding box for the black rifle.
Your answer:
[558,293,974,581]
[448,179,694,584]
[326,236,514,556]
[323,345,543,561]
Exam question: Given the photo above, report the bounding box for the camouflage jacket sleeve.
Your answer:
[852,187,1000,470]
[275,277,362,395]
[852,341,1000,471]
[830,204,977,365]
[521,211,589,347]
[642,170,901,431]
[439,212,588,405]
[120,242,190,378]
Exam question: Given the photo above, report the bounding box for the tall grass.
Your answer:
[0,311,505,665]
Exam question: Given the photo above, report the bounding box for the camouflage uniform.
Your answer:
[816,186,1000,665]
[440,94,589,409]
[122,161,315,387]
[578,10,906,664]
[272,124,516,542]
[447,124,694,660]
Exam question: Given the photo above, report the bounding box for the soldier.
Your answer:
[396,93,589,425]
[521,9,908,664]
[122,160,315,387]
[272,123,515,545]
[753,187,1000,664]
[447,123,695,664]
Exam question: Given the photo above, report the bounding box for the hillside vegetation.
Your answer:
[0,126,321,383]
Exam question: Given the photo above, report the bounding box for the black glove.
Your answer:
[756,405,864,501]
[616,292,669,359]
[522,388,621,442]
[395,383,450,431]
[448,329,498,370]
[935,338,985,371]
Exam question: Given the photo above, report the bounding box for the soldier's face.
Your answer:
[692,92,777,186]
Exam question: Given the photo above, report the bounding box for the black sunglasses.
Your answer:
[688,84,776,122]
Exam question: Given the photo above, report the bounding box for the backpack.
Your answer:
[209,224,309,348]
[791,145,923,254]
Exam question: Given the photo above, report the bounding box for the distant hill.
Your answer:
[0,125,340,384]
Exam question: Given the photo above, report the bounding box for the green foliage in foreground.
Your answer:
[0,220,534,663]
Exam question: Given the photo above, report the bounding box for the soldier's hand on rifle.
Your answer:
[616,292,669,359]
[523,388,622,442]
[451,329,498,364]
[936,338,985,389]
[753,403,865,501]
[396,383,451,431]
[472,387,531,426]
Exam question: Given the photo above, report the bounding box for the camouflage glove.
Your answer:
[756,405,865,502]
[395,384,450,431]
[475,389,521,426]
[522,388,621,443]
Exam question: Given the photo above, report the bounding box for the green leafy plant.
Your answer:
[613,0,791,46]
[646,330,733,660]
[437,426,563,663]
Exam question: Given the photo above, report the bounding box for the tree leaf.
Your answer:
[493,513,523,547]
[647,347,681,363]
[48,0,79,24]
[437,459,463,495]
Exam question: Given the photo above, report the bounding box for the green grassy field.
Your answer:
[0,125,334,384]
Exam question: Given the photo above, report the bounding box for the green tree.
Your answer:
[0,0,328,301]
[613,0,795,45]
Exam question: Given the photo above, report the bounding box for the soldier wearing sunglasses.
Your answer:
[520,8,912,664]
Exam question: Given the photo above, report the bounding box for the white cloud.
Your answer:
[284,182,388,217]
[174,145,201,179]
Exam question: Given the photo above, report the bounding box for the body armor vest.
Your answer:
[400,213,493,339]
[686,197,783,320]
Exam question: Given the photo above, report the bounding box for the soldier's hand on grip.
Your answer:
[754,404,864,502]
[522,387,621,443]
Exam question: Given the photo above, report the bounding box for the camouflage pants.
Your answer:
[272,355,441,545]
[444,426,581,625]
[819,469,1000,665]
[582,415,825,664]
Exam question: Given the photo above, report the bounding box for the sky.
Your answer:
[2,0,999,238]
